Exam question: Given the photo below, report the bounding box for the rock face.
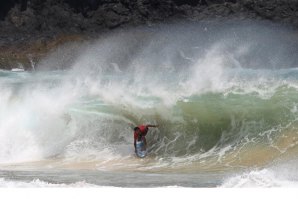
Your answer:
[1,0,298,34]
[0,0,298,70]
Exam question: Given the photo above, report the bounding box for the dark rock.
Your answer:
[1,0,298,35]
[104,10,125,28]
[1,0,298,70]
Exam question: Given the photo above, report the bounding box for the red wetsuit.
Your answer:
[134,125,148,142]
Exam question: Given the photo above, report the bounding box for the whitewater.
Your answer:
[0,21,298,187]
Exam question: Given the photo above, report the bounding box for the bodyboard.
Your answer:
[135,140,147,158]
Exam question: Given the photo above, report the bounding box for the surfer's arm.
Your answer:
[146,124,158,128]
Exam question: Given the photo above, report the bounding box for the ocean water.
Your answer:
[0,21,298,187]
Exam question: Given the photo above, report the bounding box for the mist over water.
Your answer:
[1,21,298,187]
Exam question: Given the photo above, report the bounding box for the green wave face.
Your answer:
[68,84,298,162]
[173,87,298,154]
[106,86,296,159]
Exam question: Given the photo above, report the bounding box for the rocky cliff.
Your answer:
[1,0,298,70]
